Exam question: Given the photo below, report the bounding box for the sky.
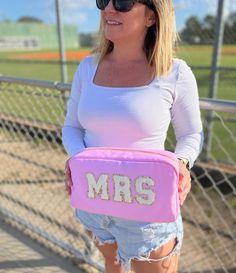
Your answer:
[0,0,235,33]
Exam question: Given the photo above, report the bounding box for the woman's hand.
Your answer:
[65,159,73,196]
[178,160,191,206]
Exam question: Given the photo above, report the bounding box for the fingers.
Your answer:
[179,178,191,206]
[178,162,191,206]
[65,159,73,196]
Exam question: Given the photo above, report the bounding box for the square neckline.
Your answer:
[91,60,158,90]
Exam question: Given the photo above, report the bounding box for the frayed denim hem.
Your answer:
[75,211,117,246]
[116,234,181,272]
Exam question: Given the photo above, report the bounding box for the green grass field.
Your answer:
[0,45,235,163]
[176,45,236,100]
[0,45,235,99]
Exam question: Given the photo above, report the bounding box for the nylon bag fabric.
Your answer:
[69,147,180,222]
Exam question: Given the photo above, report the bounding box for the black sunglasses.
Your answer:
[96,0,155,12]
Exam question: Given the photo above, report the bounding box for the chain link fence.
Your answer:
[0,76,235,273]
[0,1,235,97]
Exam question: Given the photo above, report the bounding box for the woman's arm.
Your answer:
[62,63,86,157]
[171,60,204,205]
[171,60,204,168]
[62,62,88,195]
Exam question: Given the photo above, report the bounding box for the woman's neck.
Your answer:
[108,43,147,64]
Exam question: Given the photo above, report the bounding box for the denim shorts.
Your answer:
[75,209,184,271]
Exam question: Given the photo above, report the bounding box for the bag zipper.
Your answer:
[84,147,178,164]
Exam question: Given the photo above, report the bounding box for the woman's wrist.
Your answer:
[177,157,190,170]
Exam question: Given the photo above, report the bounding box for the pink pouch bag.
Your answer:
[69,147,180,223]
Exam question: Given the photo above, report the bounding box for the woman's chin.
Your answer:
[104,28,125,43]
[105,34,120,43]
[105,34,128,45]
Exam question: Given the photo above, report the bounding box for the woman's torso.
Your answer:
[77,55,182,150]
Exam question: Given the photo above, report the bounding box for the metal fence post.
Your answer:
[1,75,236,273]
[204,0,226,161]
[55,0,68,83]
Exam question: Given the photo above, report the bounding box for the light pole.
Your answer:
[55,0,68,83]
[204,0,226,160]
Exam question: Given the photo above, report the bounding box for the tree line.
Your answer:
[2,12,236,46]
[180,11,236,44]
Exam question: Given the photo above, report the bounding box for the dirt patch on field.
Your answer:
[12,50,91,60]
[12,46,236,60]
[221,46,236,55]
[177,45,236,56]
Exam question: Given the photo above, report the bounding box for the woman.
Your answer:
[62,0,204,272]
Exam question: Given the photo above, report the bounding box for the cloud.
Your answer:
[173,0,216,13]
[45,0,96,26]
[174,0,233,19]
[62,0,96,9]
[203,0,232,19]
[64,12,88,25]
[61,0,96,25]
[173,0,191,11]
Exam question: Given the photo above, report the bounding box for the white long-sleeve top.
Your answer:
[62,55,204,168]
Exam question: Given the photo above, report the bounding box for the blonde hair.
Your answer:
[95,0,179,77]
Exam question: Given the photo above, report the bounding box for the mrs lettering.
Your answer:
[86,173,156,205]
